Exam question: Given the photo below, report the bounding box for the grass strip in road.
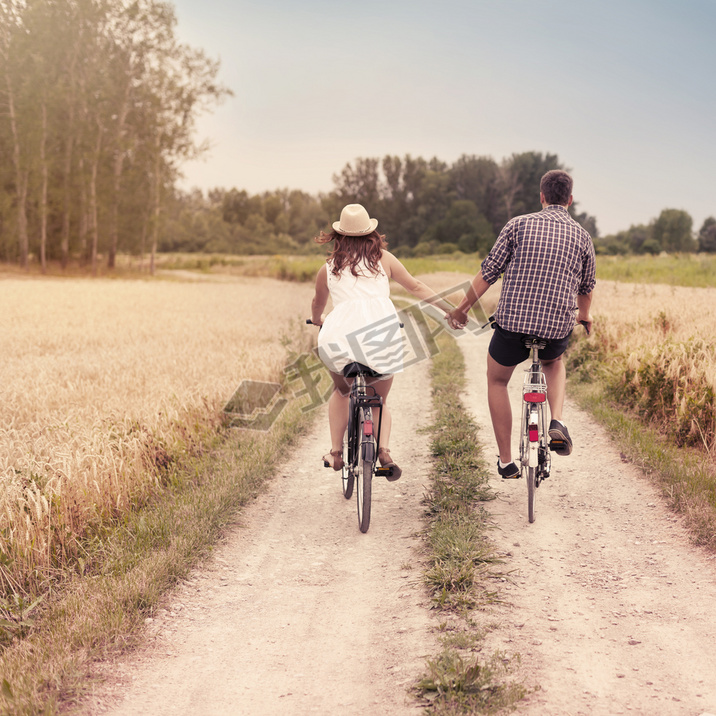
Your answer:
[417,334,526,714]
[423,336,497,611]
[0,400,315,716]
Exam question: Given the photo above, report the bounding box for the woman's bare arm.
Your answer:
[311,264,329,325]
[381,251,453,313]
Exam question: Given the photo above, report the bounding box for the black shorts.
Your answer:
[488,324,571,367]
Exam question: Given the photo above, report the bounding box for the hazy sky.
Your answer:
[171,0,715,237]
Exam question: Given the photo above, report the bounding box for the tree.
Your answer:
[448,154,501,232]
[497,151,563,226]
[421,200,494,254]
[698,217,716,253]
[652,209,696,252]
[331,158,381,210]
[1,0,31,267]
[625,224,651,253]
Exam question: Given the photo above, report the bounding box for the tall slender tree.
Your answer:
[0,0,230,269]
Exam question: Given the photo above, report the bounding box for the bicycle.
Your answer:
[519,335,551,524]
[306,319,396,533]
[519,321,590,523]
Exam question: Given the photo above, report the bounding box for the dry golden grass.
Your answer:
[0,275,314,592]
[591,280,716,340]
[586,281,716,449]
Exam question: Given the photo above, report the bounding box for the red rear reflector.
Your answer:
[363,421,373,436]
[524,392,546,403]
[529,428,539,441]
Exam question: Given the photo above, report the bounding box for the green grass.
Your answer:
[596,253,716,288]
[423,335,497,612]
[0,400,316,715]
[153,252,482,282]
[416,334,526,714]
[8,252,716,289]
[144,252,716,288]
[418,647,525,715]
[401,254,482,277]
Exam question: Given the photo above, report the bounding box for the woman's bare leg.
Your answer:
[328,371,351,455]
[368,375,394,451]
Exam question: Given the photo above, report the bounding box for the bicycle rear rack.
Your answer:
[523,375,547,403]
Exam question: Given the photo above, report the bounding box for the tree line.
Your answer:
[160,151,600,257]
[161,154,715,257]
[0,0,229,273]
[597,211,716,255]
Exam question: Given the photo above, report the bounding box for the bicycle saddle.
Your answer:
[521,335,547,350]
[342,362,382,378]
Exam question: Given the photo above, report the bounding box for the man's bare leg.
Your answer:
[487,354,517,463]
[541,355,566,422]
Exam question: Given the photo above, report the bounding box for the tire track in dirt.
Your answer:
[458,330,716,716]
[82,359,437,715]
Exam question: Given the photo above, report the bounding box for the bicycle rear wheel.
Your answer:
[356,455,372,533]
[356,408,374,533]
[527,466,537,523]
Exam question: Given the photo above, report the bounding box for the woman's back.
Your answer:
[318,254,402,376]
[326,257,390,305]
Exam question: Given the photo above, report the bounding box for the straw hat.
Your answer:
[332,204,379,236]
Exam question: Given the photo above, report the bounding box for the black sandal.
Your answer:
[323,449,344,471]
[378,448,402,482]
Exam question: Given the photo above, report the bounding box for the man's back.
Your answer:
[481,205,596,339]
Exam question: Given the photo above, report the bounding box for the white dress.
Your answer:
[317,258,404,375]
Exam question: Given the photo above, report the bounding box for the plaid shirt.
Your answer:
[481,205,596,339]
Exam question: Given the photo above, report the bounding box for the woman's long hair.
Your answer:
[315,230,388,277]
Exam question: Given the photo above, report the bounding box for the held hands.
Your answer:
[446,307,469,330]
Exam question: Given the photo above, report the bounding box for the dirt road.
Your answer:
[459,331,716,716]
[83,328,716,716]
[85,358,438,716]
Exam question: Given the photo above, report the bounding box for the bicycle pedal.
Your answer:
[549,440,567,452]
[323,460,330,468]
[375,467,391,477]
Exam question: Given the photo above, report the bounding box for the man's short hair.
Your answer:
[540,170,573,205]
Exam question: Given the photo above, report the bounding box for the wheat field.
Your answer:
[0,275,315,590]
[581,280,716,450]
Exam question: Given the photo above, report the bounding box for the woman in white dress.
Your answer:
[310,204,453,479]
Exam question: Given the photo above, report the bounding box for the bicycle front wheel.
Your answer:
[341,458,354,500]
[527,466,537,523]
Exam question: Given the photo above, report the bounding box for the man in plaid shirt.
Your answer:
[448,170,596,479]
